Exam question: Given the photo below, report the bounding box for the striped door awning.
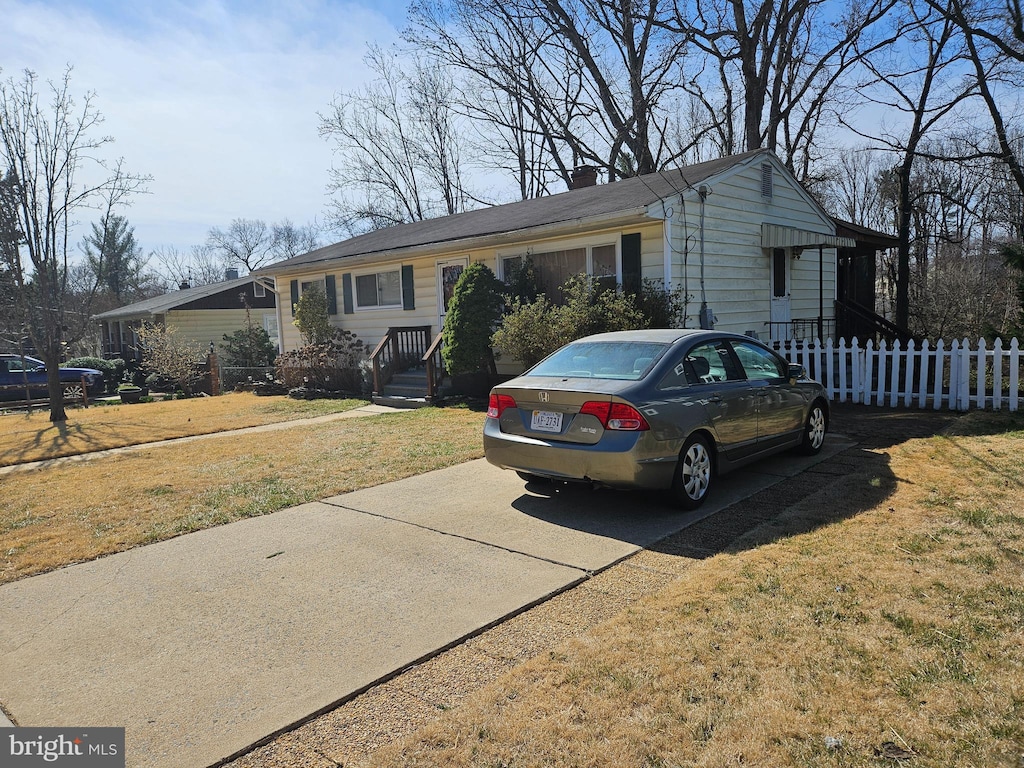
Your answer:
[761,223,856,250]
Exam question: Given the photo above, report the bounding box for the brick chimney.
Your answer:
[570,165,599,189]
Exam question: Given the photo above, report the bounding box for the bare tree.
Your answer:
[269,219,321,260]
[151,243,225,289]
[407,0,689,192]
[817,146,897,233]
[901,141,1020,338]
[667,0,900,175]
[925,0,1024,62]
[0,67,148,422]
[932,0,1024,201]
[844,1,975,332]
[320,46,474,234]
[207,218,272,273]
[0,168,24,350]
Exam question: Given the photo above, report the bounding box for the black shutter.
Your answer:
[325,274,338,315]
[342,273,354,315]
[621,233,642,294]
[289,279,299,316]
[401,265,415,310]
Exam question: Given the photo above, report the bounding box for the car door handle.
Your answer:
[708,392,723,402]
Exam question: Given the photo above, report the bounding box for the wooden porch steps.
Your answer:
[372,367,436,409]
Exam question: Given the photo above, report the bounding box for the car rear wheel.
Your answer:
[61,382,85,402]
[671,434,713,510]
[798,401,827,455]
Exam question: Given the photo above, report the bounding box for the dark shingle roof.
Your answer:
[261,150,767,272]
[91,275,258,321]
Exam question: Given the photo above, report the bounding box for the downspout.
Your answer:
[271,277,286,354]
[818,244,824,340]
[698,185,715,329]
[663,204,673,289]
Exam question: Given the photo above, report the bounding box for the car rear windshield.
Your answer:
[527,341,668,380]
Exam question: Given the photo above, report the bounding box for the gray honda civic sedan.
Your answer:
[483,329,829,509]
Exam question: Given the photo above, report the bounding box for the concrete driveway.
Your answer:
[0,437,852,768]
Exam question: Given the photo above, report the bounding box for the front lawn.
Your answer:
[0,400,485,583]
[0,392,369,466]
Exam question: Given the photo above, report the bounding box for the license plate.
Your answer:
[530,410,563,433]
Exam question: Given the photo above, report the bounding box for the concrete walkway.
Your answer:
[0,436,853,768]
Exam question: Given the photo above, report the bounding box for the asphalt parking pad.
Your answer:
[0,502,583,768]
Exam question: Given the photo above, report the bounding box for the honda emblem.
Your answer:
[539,391,549,403]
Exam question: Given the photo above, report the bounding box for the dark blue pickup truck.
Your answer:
[0,354,103,401]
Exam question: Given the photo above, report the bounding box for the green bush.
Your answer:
[293,283,333,346]
[502,257,540,305]
[492,275,645,369]
[442,263,506,376]
[65,356,125,393]
[636,279,690,329]
[220,326,277,367]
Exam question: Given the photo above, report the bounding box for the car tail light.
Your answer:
[579,401,650,431]
[487,393,517,418]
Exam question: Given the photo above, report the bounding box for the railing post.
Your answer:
[372,353,383,395]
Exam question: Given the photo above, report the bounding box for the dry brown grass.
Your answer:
[0,404,485,584]
[370,413,1024,768]
[0,392,369,466]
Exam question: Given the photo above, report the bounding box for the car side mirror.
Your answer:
[788,364,805,383]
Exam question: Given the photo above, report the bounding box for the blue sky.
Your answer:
[1,0,405,261]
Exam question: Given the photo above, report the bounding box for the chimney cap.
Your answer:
[570,165,599,189]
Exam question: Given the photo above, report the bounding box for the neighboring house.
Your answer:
[92,273,278,361]
[257,149,893,375]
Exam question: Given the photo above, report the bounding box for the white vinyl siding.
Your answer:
[660,155,837,337]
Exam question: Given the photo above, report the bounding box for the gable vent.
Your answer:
[761,163,774,197]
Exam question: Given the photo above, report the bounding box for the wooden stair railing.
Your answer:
[423,333,447,403]
[835,298,914,343]
[370,326,432,397]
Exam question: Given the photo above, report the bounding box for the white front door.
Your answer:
[769,248,792,341]
[437,257,469,333]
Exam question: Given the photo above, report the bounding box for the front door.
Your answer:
[437,257,469,332]
[770,248,792,341]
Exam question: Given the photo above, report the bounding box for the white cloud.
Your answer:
[1,0,402,258]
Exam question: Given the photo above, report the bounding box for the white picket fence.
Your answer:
[772,337,1022,412]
